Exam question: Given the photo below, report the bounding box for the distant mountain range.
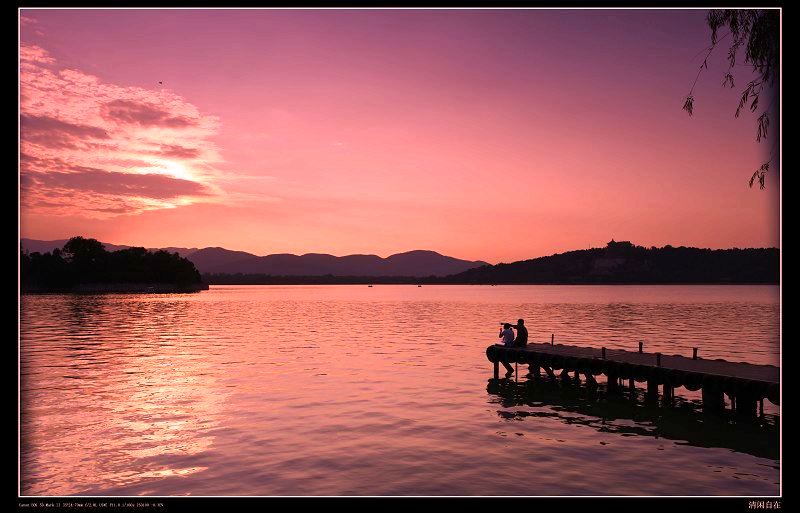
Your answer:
[21,238,779,284]
[20,238,488,277]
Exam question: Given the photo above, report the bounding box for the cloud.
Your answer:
[154,144,202,159]
[101,99,197,128]
[19,43,224,218]
[18,43,53,66]
[21,114,110,149]
[26,167,211,199]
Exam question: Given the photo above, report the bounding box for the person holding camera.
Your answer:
[496,322,516,375]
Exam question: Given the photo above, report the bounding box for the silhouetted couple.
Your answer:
[496,319,528,375]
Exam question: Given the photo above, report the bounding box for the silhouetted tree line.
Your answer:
[21,236,204,292]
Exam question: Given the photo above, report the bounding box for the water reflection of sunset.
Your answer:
[21,296,227,495]
[21,286,779,496]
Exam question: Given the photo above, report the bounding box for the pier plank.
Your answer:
[503,342,778,384]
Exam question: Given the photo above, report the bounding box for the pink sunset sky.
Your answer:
[19,8,780,264]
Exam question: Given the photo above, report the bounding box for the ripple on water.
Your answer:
[20,285,779,495]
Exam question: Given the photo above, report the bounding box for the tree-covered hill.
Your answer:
[443,240,779,284]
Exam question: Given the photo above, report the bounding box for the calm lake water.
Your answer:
[20,285,780,496]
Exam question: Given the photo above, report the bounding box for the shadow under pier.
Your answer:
[487,377,779,461]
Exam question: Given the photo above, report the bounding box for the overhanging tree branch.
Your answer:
[683,9,779,188]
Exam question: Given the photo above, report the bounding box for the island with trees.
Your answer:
[20,236,208,293]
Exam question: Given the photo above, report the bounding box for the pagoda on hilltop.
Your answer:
[606,238,633,249]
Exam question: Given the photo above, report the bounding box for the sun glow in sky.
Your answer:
[19,9,780,263]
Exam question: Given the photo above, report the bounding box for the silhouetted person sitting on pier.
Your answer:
[497,323,516,375]
[513,319,528,347]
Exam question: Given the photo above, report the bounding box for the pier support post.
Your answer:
[607,371,620,394]
[584,373,598,389]
[735,393,758,418]
[702,386,724,412]
[573,370,581,384]
[493,360,499,380]
[646,379,659,401]
[544,366,557,380]
[528,364,541,380]
[662,384,673,403]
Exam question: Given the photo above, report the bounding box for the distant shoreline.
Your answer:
[19,282,778,294]
[201,280,778,286]
[21,282,210,294]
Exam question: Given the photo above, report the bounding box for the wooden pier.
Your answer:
[486,342,779,416]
